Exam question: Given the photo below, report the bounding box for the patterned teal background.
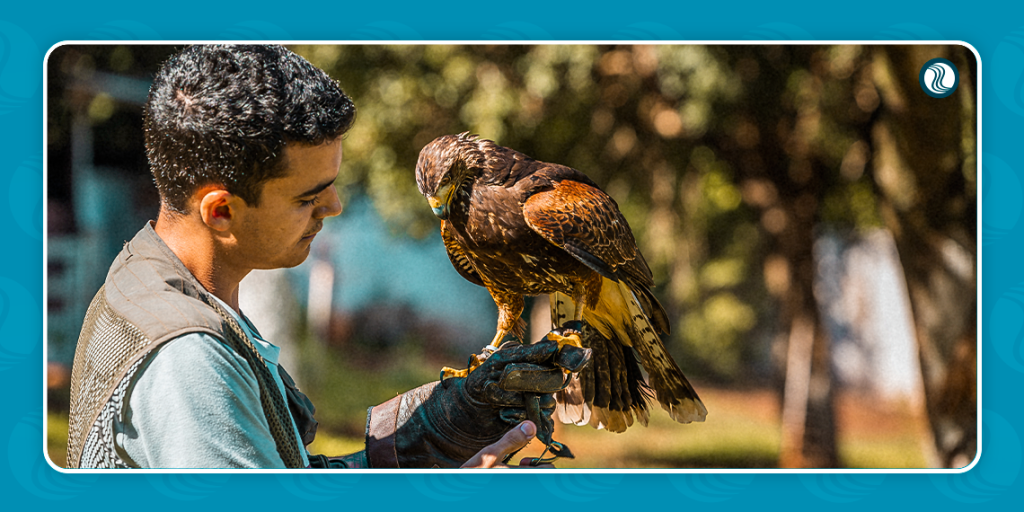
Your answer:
[3,0,1020,507]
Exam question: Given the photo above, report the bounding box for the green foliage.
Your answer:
[821,179,884,230]
[681,291,758,377]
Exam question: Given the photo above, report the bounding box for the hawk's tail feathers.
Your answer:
[550,292,649,433]
[635,285,671,336]
[554,374,591,426]
[617,280,708,424]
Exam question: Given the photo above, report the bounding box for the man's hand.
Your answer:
[369,335,590,468]
[460,421,554,469]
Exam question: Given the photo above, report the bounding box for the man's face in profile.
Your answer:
[226,138,344,270]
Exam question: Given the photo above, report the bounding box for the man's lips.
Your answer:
[302,224,322,240]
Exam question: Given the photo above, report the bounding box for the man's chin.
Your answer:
[289,245,314,267]
[268,245,313,270]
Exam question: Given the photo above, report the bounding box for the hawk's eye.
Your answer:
[439,175,451,187]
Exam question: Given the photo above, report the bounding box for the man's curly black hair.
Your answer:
[144,44,356,214]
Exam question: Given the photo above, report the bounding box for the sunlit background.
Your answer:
[45,44,977,469]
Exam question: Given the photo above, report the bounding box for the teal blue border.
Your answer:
[5,1,1020,507]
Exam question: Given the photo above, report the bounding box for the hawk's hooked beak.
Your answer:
[428,194,448,220]
[428,183,454,220]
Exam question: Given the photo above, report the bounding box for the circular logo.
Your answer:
[919,58,960,98]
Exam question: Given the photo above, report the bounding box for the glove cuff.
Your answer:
[365,393,404,468]
[365,381,510,468]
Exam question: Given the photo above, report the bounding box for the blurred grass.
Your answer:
[47,411,69,468]
[295,336,442,437]
[840,436,928,469]
[835,393,930,469]
[550,387,782,468]
[47,347,929,469]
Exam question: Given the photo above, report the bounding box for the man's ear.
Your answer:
[197,188,238,231]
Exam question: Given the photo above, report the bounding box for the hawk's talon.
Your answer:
[440,350,489,383]
[545,330,584,351]
[440,366,469,381]
[467,351,490,370]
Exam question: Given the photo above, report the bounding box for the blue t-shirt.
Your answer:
[113,303,309,469]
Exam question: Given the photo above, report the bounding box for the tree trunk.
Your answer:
[870,45,978,467]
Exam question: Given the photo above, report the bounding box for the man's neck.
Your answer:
[154,212,248,313]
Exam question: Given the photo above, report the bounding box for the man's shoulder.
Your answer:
[99,224,224,344]
[144,332,258,387]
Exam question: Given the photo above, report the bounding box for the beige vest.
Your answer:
[67,223,303,468]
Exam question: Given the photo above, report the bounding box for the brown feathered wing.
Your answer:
[523,179,707,431]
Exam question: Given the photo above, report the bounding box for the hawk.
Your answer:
[415,133,707,432]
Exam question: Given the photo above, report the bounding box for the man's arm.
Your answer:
[115,333,293,468]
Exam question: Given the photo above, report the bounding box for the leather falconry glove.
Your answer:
[386,331,591,468]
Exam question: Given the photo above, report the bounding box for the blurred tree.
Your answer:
[869,45,977,468]
[709,44,975,468]
[712,45,857,468]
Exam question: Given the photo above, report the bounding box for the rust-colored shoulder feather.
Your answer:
[523,180,644,283]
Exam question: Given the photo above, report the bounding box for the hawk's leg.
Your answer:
[489,291,526,348]
[440,292,525,380]
[547,279,598,351]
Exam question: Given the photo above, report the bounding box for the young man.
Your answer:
[66,45,573,469]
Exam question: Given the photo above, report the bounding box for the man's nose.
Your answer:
[315,185,343,219]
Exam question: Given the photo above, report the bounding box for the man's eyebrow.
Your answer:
[294,175,338,199]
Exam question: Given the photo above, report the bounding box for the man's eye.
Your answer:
[300,196,320,207]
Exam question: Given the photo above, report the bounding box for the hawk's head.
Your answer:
[415,132,487,220]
